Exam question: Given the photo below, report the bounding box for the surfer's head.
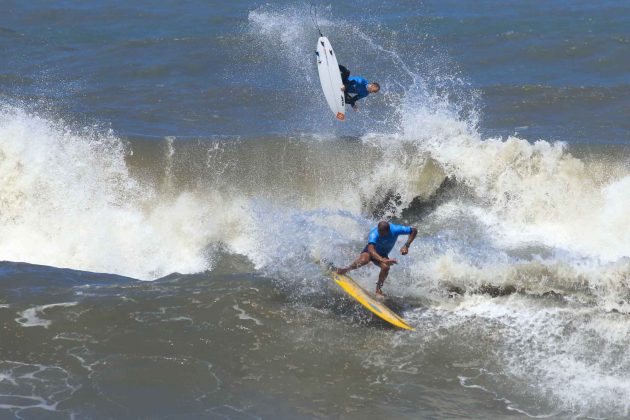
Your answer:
[368,82,380,93]
[377,221,390,236]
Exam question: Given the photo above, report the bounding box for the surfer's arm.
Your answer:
[400,227,417,255]
[366,244,383,263]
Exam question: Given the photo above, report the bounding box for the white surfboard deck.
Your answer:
[315,36,345,121]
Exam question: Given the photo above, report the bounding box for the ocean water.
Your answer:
[1,0,629,418]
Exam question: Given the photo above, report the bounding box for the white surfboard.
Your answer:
[316,36,345,121]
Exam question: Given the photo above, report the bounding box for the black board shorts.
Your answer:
[362,245,388,266]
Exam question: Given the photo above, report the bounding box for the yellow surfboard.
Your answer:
[331,272,415,331]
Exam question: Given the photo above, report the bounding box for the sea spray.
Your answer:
[0,105,253,279]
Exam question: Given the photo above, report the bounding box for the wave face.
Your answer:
[5,103,628,280]
[1,1,629,418]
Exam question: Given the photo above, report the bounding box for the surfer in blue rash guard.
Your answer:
[337,221,417,296]
[338,65,380,110]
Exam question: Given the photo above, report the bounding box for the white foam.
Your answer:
[447,296,630,417]
[415,129,630,262]
[232,304,263,326]
[15,302,78,328]
[0,361,78,414]
[0,106,254,279]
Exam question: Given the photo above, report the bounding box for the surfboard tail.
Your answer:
[331,272,415,331]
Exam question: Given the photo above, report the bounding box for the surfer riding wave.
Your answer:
[337,221,417,295]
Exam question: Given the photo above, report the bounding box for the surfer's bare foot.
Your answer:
[375,287,384,296]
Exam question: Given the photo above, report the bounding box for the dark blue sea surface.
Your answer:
[2,0,628,141]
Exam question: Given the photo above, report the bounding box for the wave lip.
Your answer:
[0,105,253,279]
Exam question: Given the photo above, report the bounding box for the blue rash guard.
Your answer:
[362,223,413,258]
[345,76,369,106]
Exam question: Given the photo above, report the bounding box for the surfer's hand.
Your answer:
[401,245,409,255]
[383,258,397,266]
[341,85,345,91]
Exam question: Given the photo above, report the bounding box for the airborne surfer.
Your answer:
[338,64,380,110]
[336,221,417,295]
[311,1,379,118]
